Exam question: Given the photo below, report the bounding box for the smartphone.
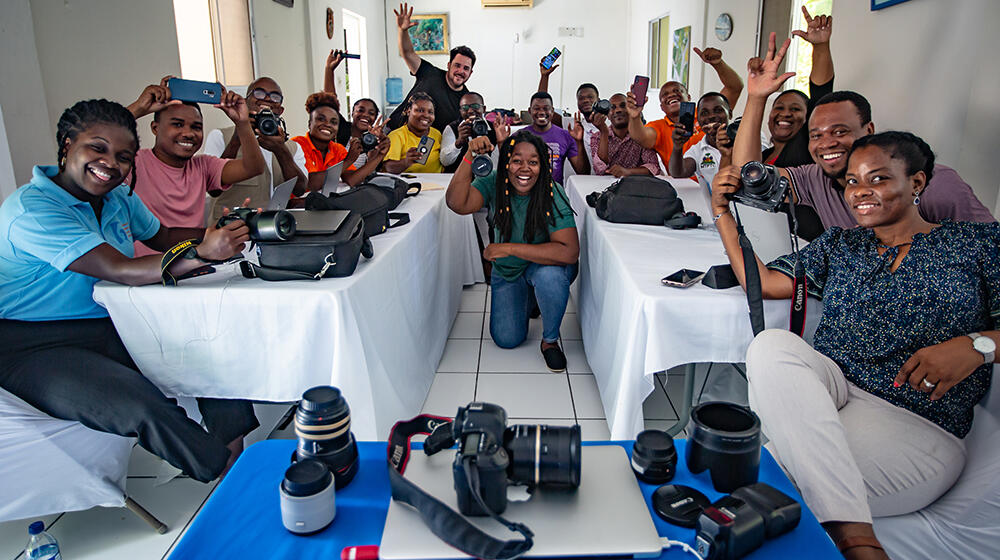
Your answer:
[541,47,562,70]
[678,101,697,133]
[415,135,435,165]
[342,53,361,60]
[631,75,650,107]
[167,78,223,104]
[661,268,705,288]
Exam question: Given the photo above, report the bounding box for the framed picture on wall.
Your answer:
[672,26,691,89]
[408,13,449,55]
[871,0,912,9]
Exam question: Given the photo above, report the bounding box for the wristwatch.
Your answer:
[967,333,996,364]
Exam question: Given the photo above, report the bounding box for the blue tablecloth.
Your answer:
[170,439,839,559]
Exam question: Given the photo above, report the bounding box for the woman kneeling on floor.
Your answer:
[712,131,999,559]
[0,99,259,483]
[447,130,579,372]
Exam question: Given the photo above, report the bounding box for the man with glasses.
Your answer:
[204,76,307,222]
[440,92,498,173]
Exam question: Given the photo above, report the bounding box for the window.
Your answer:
[172,0,256,87]
[341,9,369,110]
[649,14,671,88]
[785,0,833,93]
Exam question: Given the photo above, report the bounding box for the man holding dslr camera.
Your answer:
[590,93,660,177]
[440,92,499,173]
[204,77,307,221]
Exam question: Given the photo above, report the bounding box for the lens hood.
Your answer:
[686,401,762,493]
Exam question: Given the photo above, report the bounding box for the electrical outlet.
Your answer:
[558,26,584,37]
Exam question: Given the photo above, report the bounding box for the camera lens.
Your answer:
[504,424,581,488]
[471,154,493,177]
[740,161,775,196]
[360,132,379,152]
[294,386,359,489]
[471,119,490,138]
[631,429,677,484]
[249,210,296,241]
[593,99,611,115]
[686,401,761,493]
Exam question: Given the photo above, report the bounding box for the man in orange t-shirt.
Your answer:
[626,48,744,171]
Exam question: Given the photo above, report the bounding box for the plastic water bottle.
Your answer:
[24,521,61,560]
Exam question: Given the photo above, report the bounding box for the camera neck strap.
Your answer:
[786,203,807,337]
[732,206,766,336]
[387,415,535,560]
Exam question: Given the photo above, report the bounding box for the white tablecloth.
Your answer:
[566,175,820,439]
[94,176,483,440]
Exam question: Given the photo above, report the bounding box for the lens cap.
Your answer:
[300,386,346,414]
[652,484,711,528]
[282,459,333,497]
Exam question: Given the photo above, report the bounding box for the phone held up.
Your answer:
[415,135,435,165]
[167,78,223,105]
[631,75,650,107]
[661,269,705,288]
[678,102,697,134]
[541,47,562,70]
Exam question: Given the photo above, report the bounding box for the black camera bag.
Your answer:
[361,173,421,210]
[586,175,687,226]
[239,210,373,281]
[305,187,410,237]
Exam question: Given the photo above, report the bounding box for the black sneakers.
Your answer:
[541,342,567,373]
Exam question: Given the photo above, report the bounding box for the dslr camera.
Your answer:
[217,207,296,242]
[721,117,741,149]
[425,402,581,516]
[467,118,494,178]
[252,108,286,137]
[730,161,790,213]
[591,99,612,116]
[360,131,380,152]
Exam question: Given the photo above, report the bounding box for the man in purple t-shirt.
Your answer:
[524,92,589,184]
[733,85,994,229]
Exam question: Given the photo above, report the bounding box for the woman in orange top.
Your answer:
[292,92,360,192]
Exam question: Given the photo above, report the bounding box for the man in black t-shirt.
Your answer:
[388,3,475,131]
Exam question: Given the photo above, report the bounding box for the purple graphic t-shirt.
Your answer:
[527,125,578,185]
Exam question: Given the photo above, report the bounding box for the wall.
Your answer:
[251,0,313,136]
[382,0,630,113]
[0,0,54,189]
[830,0,1000,215]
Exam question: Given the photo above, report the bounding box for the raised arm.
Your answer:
[626,92,657,149]
[792,6,833,87]
[216,89,266,185]
[694,48,744,109]
[324,49,345,96]
[127,75,177,119]
[537,56,559,94]
[709,166,794,299]
[567,113,590,175]
[445,137,490,215]
[667,125,696,178]
[733,33,795,168]
[394,3,422,75]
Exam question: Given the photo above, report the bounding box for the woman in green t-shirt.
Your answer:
[447,131,579,372]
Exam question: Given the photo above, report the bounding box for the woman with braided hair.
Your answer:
[0,99,259,482]
[447,130,579,372]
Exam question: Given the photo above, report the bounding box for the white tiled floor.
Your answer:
[0,283,696,559]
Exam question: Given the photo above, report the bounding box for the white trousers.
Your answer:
[746,329,966,524]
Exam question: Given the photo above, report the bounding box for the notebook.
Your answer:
[267,178,298,210]
[321,161,346,196]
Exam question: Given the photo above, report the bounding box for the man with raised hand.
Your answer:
[731,33,994,230]
[627,47,744,169]
[387,2,475,131]
[590,93,660,177]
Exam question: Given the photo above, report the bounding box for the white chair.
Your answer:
[0,388,167,532]
[873,365,1000,559]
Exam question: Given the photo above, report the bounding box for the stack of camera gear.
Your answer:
[252,108,285,137]
[468,117,495,177]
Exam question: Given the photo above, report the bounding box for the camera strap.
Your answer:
[786,204,807,337]
[387,415,535,560]
[732,207,766,336]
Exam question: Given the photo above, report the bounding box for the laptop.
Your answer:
[267,178,298,210]
[284,209,350,235]
[380,445,663,559]
[321,161,346,196]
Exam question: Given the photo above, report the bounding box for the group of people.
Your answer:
[0,3,996,559]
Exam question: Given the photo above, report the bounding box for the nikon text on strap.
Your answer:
[387,415,535,560]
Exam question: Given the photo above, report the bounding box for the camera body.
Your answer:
[446,402,581,516]
[592,99,611,115]
[722,118,741,149]
[360,131,379,152]
[252,108,286,137]
[217,207,296,242]
[470,118,491,139]
[467,118,494,177]
[731,162,790,213]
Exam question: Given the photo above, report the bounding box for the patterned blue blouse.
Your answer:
[767,220,1000,438]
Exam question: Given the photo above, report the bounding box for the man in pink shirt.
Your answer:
[127,78,266,255]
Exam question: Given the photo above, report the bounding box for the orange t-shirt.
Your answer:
[645,117,704,170]
[291,136,354,172]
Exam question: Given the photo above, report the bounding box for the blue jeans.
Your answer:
[490,263,578,348]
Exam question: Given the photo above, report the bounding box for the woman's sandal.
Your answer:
[836,535,885,557]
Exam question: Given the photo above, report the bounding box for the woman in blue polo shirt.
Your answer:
[0,99,257,482]
[446,131,579,372]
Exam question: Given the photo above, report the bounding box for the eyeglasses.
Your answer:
[460,103,483,111]
[250,88,283,104]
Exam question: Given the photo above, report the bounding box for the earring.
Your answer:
[59,155,66,170]
[913,195,921,206]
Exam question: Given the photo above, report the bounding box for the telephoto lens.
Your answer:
[217,208,296,242]
[504,423,582,488]
[294,386,359,489]
[686,402,761,493]
[630,429,677,484]
[280,459,337,534]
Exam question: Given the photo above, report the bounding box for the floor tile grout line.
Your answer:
[160,479,221,560]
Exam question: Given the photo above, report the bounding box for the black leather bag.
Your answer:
[240,210,373,281]
[361,173,421,210]
[585,176,689,226]
[305,188,410,237]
